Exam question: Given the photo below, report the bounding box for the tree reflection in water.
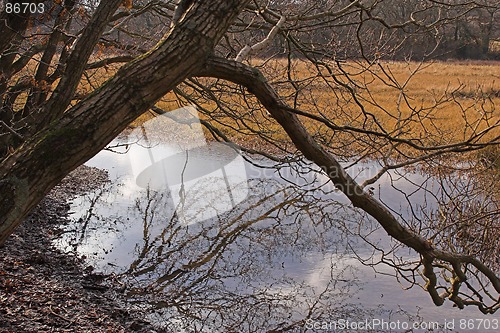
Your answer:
[56,158,387,331]
[53,139,497,332]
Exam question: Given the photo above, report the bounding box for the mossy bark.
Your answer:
[0,0,251,246]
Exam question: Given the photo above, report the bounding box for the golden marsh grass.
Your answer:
[17,57,498,159]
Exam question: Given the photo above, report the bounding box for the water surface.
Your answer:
[54,120,497,332]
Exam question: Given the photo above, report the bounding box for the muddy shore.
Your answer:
[0,165,158,332]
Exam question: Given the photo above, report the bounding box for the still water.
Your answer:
[53,112,497,332]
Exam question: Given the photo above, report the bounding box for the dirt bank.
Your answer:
[0,165,158,332]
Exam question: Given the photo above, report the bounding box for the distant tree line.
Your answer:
[20,0,499,60]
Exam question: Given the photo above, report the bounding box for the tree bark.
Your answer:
[0,0,251,246]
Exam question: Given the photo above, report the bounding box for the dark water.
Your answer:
[53,112,497,332]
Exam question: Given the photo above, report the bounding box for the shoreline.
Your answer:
[0,165,157,332]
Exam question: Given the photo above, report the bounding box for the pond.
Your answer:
[54,108,497,332]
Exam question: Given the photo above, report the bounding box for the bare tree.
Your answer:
[0,0,498,319]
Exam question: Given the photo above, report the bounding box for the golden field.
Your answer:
[17,57,499,161]
[153,59,500,160]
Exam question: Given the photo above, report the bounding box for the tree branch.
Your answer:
[195,56,500,312]
[235,15,285,62]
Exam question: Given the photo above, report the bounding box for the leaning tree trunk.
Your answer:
[0,0,250,246]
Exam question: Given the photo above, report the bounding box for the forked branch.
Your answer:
[196,56,499,313]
